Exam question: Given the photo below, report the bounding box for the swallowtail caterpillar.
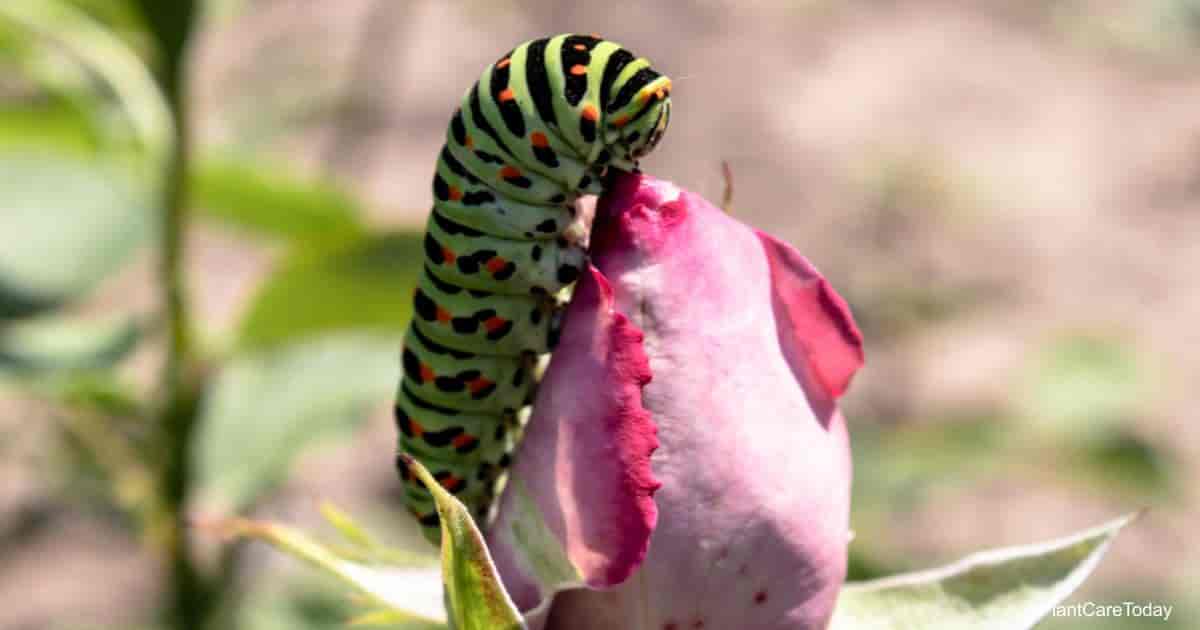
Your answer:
[396,34,671,542]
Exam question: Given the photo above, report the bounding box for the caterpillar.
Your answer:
[394,33,672,543]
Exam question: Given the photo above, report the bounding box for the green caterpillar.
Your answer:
[395,34,671,542]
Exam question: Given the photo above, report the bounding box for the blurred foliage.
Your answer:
[238,233,421,350]
[191,156,365,243]
[1021,333,1145,441]
[193,333,400,512]
[212,504,443,628]
[1053,0,1200,60]
[0,100,105,155]
[849,330,1174,584]
[0,153,149,318]
[62,0,149,45]
[239,580,360,630]
[0,1,420,627]
[0,313,141,375]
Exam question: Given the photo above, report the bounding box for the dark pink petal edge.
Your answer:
[488,264,659,610]
[568,264,660,586]
[757,230,864,403]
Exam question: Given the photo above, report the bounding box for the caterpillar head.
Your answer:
[607,75,672,169]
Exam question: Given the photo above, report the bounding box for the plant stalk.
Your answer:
[158,81,210,630]
[143,6,216,626]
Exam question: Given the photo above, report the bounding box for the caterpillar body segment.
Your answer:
[397,33,671,541]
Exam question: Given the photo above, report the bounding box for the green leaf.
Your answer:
[0,152,150,318]
[0,312,141,374]
[317,502,433,567]
[191,156,364,242]
[0,101,104,156]
[240,580,363,630]
[192,333,401,511]
[829,513,1136,630]
[320,501,377,550]
[237,233,422,350]
[400,454,525,630]
[0,0,172,172]
[210,513,445,629]
[65,0,146,28]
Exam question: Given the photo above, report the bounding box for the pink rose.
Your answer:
[488,172,864,630]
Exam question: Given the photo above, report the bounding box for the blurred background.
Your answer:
[1,1,1197,628]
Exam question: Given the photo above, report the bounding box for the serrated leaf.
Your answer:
[400,454,525,630]
[192,333,401,511]
[237,232,422,350]
[191,156,365,243]
[0,312,141,374]
[0,153,150,318]
[829,513,1136,630]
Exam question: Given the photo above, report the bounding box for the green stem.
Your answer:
[147,13,216,628]
[161,69,192,410]
[158,86,209,628]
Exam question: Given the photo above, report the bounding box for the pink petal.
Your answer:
[757,229,864,413]
[487,265,660,615]
[543,173,860,630]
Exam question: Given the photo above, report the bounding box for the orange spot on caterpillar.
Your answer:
[530,131,549,148]
[613,114,630,128]
[485,257,508,274]
[573,44,587,51]
[408,417,425,438]
[419,363,435,383]
[435,307,452,323]
[570,64,587,76]
[498,87,515,102]
[464,135,474,148]
[496,57,511,69]
[655,88,665,100]
[451,433,477,449]
[441,247,456,264]
[499,165,522,180]
[448,185,463,201]
[467,378,495,395]
[483,316,507,333]
[581,104,599,122]
[439,475,464,491]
